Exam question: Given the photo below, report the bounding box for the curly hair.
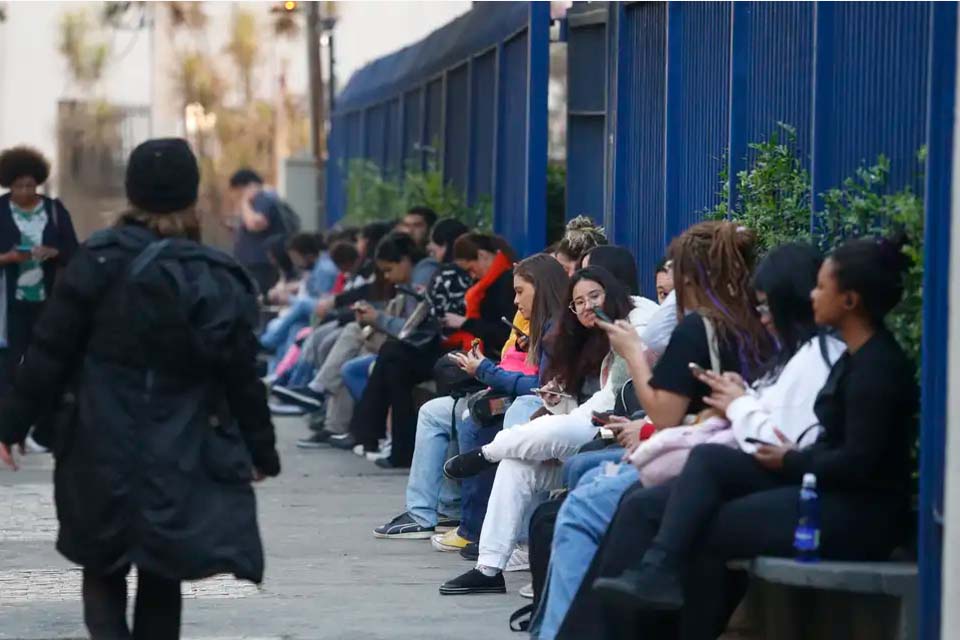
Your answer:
[557,215,607,262]
[0,146,50,188]
[669,220,775,381]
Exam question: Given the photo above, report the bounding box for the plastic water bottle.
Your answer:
[794,473,821,563]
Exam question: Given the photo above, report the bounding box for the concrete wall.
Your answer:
[941,14,960,635]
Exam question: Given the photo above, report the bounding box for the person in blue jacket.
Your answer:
[373,254,569,540]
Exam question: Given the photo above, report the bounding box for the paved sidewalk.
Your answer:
[1,418,528,640]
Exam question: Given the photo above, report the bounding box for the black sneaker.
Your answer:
[443,449,497,480]
[592,565,684,611]
[296,432,331,449]
[271,386,326,411]
[374,457,408,470]
[373,512,435,539]
[460,542,479,561]
[328,433,357,450]
[436,515,460,533]
[439,568,506,595]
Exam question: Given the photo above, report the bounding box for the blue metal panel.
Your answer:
[325,114,346,224]
[728,2,814,211]
[567,11,607,224]
[524,1,550,257]
[402,89,422,169]
[664,1,732,242]
[568,21,606,114]
[611,1,667,300]
[811,2,930,209]
[425,78,444,166]
[469,50,497,205]
[920,5,956,639]
[444,64,470,192]
[345,111,363,162]
[495,30,530,250]
[364,104,386,166]
[384,98,401,177]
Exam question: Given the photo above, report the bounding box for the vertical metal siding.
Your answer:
[425,78,444,165]
[567,19,607,222]
[444,64,470,192]
[402,89,422,168]
[383,98,401,177]
[728,2,814,209]
[495,29,530,249]
[612,2,667,300]
[469,50,497,205]
[364,104,386,166]
[325,114,346,224]
[812,2,930,206]
[664,2,732,242]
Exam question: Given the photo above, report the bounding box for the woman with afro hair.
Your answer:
[0,146,78,400]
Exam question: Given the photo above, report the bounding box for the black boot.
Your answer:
[592,555,684,611]
[443,449,497,480]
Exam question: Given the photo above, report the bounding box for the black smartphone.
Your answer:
[688,362,707,377]
[745,437,776,447]
[501,316,529,338]
[592,305,613,323]
[591,410,615,426]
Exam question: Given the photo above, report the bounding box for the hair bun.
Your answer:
[877,231,911,276]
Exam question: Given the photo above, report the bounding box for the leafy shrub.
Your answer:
[343,159,492,230]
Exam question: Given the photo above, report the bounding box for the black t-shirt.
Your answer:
[648,312,742,415]
[234,191,283,266]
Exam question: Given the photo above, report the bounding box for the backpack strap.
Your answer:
[129,239,173,278]
[509,604,534,632]
[702,317,722,374]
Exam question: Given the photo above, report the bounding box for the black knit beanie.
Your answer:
[125,138,200,214]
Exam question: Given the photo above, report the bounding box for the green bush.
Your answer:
[343,159,492,230]
[709,126,924,367]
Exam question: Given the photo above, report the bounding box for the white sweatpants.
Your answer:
[477,458,564,570]
[483,411,600,463]
[477,412,600,570]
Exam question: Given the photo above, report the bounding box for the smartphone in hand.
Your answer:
[592,410,616,426]
[745,436,776,447]
[592,305,613,324]
[688,362,707,378]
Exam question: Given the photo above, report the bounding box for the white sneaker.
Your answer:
[352,444,366,457]
[365,448,390,462]
[505,546,530,573]
[519,582,534,600]
[23,434,49,454]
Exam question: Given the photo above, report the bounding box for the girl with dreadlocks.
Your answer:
[598,220,775,429]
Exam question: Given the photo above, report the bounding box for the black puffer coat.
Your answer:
[0,223,280,583]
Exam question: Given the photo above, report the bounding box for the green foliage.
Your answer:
[343,159,493,230]
[817,150,926,366]
[59,10,110,88]
[711,127,925,368]
[546,162,567,244]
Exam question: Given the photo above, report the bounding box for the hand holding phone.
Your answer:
[744,436,776,447]
[592,305,613,324]
[591,410,616,426]
[688,362,707,378]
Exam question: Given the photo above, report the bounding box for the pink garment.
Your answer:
[273,327,314,378]
[498,346,539,375]
[628,417,737,486]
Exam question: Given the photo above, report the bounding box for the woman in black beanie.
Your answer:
[0,138,280,640]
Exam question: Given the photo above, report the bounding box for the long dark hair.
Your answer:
[584,245,640,296]
[752,243,822,380]
[670,221,774,381]
[453,232,516,263]
[514,254,569,365]
[431,218,469,264]
[545,266,633,393]
[830,233,910,327]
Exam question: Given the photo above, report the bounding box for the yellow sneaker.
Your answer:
[431,529,473,552]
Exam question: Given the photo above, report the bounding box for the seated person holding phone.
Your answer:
[535,241,837,640]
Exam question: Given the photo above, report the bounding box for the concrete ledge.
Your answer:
[750,557,917,597]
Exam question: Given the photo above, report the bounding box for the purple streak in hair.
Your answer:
[695,259,762,381]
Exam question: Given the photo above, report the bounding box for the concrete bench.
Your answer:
[725,558,917,640]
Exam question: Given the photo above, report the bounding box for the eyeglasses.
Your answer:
[756,303,771,317]
[569,290,605,314]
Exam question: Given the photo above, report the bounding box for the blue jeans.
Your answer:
[342,354,376,400]
[261,297,316,351]
[284,358,316,389]
[457,395,543,542]
[532,463,640,639]
[562,447,627,489]
[406,396,464,528]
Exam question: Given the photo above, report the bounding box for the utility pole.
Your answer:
[306,1,326,227]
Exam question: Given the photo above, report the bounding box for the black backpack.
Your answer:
[275,199,302,235]
[118,228,259,373]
